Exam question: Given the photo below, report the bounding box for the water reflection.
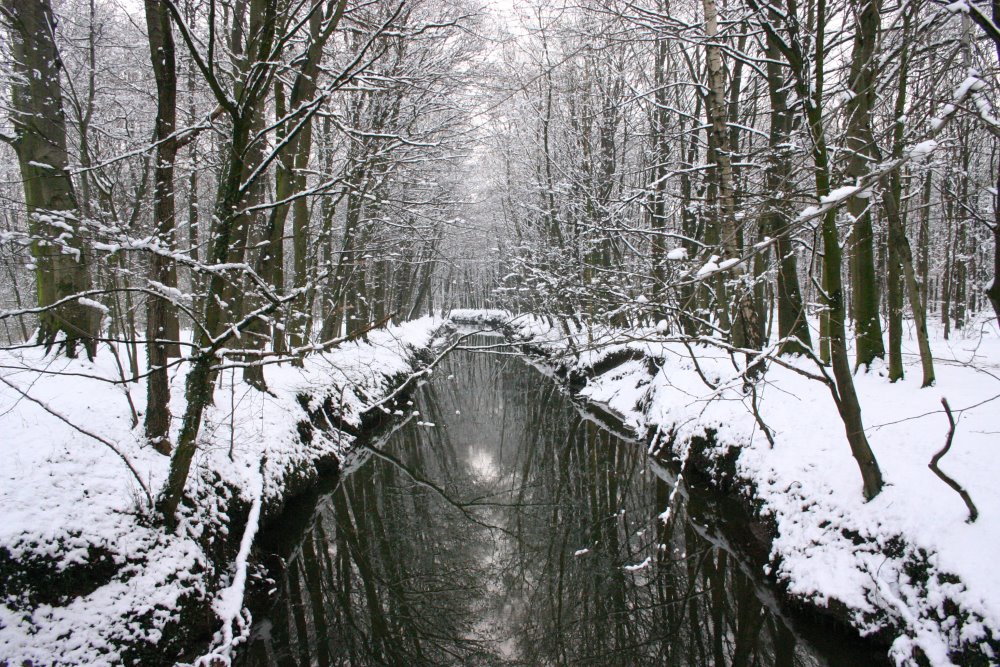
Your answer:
[237,335,877,666]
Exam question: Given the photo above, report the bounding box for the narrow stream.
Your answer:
[236,335,887,666]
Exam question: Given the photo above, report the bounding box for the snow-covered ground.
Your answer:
[0,318,441,666]
[3,307,996,666]
[453,309,1000,666]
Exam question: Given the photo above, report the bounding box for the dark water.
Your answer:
[236,335,886,666]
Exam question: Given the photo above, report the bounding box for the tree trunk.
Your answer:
[702,0,762,358]
[159,0,279,527]
[942,201,953,339]
[750,0,884,498]
[650,36,669,319]
[678,110,700,336]
[765,42,811,355]
[143,0,182,452]
[919,171,931,312]
[882,4,934,386]
[814,133,885,499]
[2,0,100,358]
[886,210,905,382]
[989,179,1000,328]
[845,0,885,370]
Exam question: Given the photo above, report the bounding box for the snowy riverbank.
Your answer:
[451,309,1000,666]
[0,318,442,666]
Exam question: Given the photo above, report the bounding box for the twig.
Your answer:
[749,381,776,448]
[107,342,139,428]
[681,339,719,391]
[0,374,153,507]
[357,440,517,538]
[362,329,479,415]
[929,398,978,523]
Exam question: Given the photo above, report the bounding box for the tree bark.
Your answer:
[159,0,280,527]
[144,0,182,452]
[2,0,100,358]
[844,0,885,370]
[764,41,812,355]
[989,189,1000,328]
[702,0,763,358]
[881,4,935,386]
[749,0,884,498]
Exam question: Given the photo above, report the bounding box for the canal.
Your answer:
[236,334,887,666]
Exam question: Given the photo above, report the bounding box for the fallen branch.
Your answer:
[194,456,266,667]
[930,398,978,523]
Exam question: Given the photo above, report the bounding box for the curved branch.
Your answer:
[930,398,979,523]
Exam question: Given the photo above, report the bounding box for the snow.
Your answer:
[931,71,998,132]
[955,73,986,97]
[909,140,939,159]
[147,279,191,304]
[694,255,741,276]
[0,317,441,665]
[448,308,512,324]
[624,556,652,572]
[4,306,998,665]
[76,297,109,314]
[820,185,861,204]
[797,204,820,220]
[666,247,688,260]
[472,310,1000,666]
[204,465,264,664]
[696,254,721,277]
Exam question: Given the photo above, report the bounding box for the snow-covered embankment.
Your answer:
[0,317,444,666]
[451,309,1000,667]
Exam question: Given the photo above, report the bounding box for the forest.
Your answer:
[0,0,998,665]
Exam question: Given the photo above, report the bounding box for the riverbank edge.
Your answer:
[450,311,998,667]
[172,324,452,665]
[0,320,448,666]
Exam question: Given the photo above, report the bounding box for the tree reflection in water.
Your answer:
[237,335,876,666]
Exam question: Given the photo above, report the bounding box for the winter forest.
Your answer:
[1,0,999,664]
